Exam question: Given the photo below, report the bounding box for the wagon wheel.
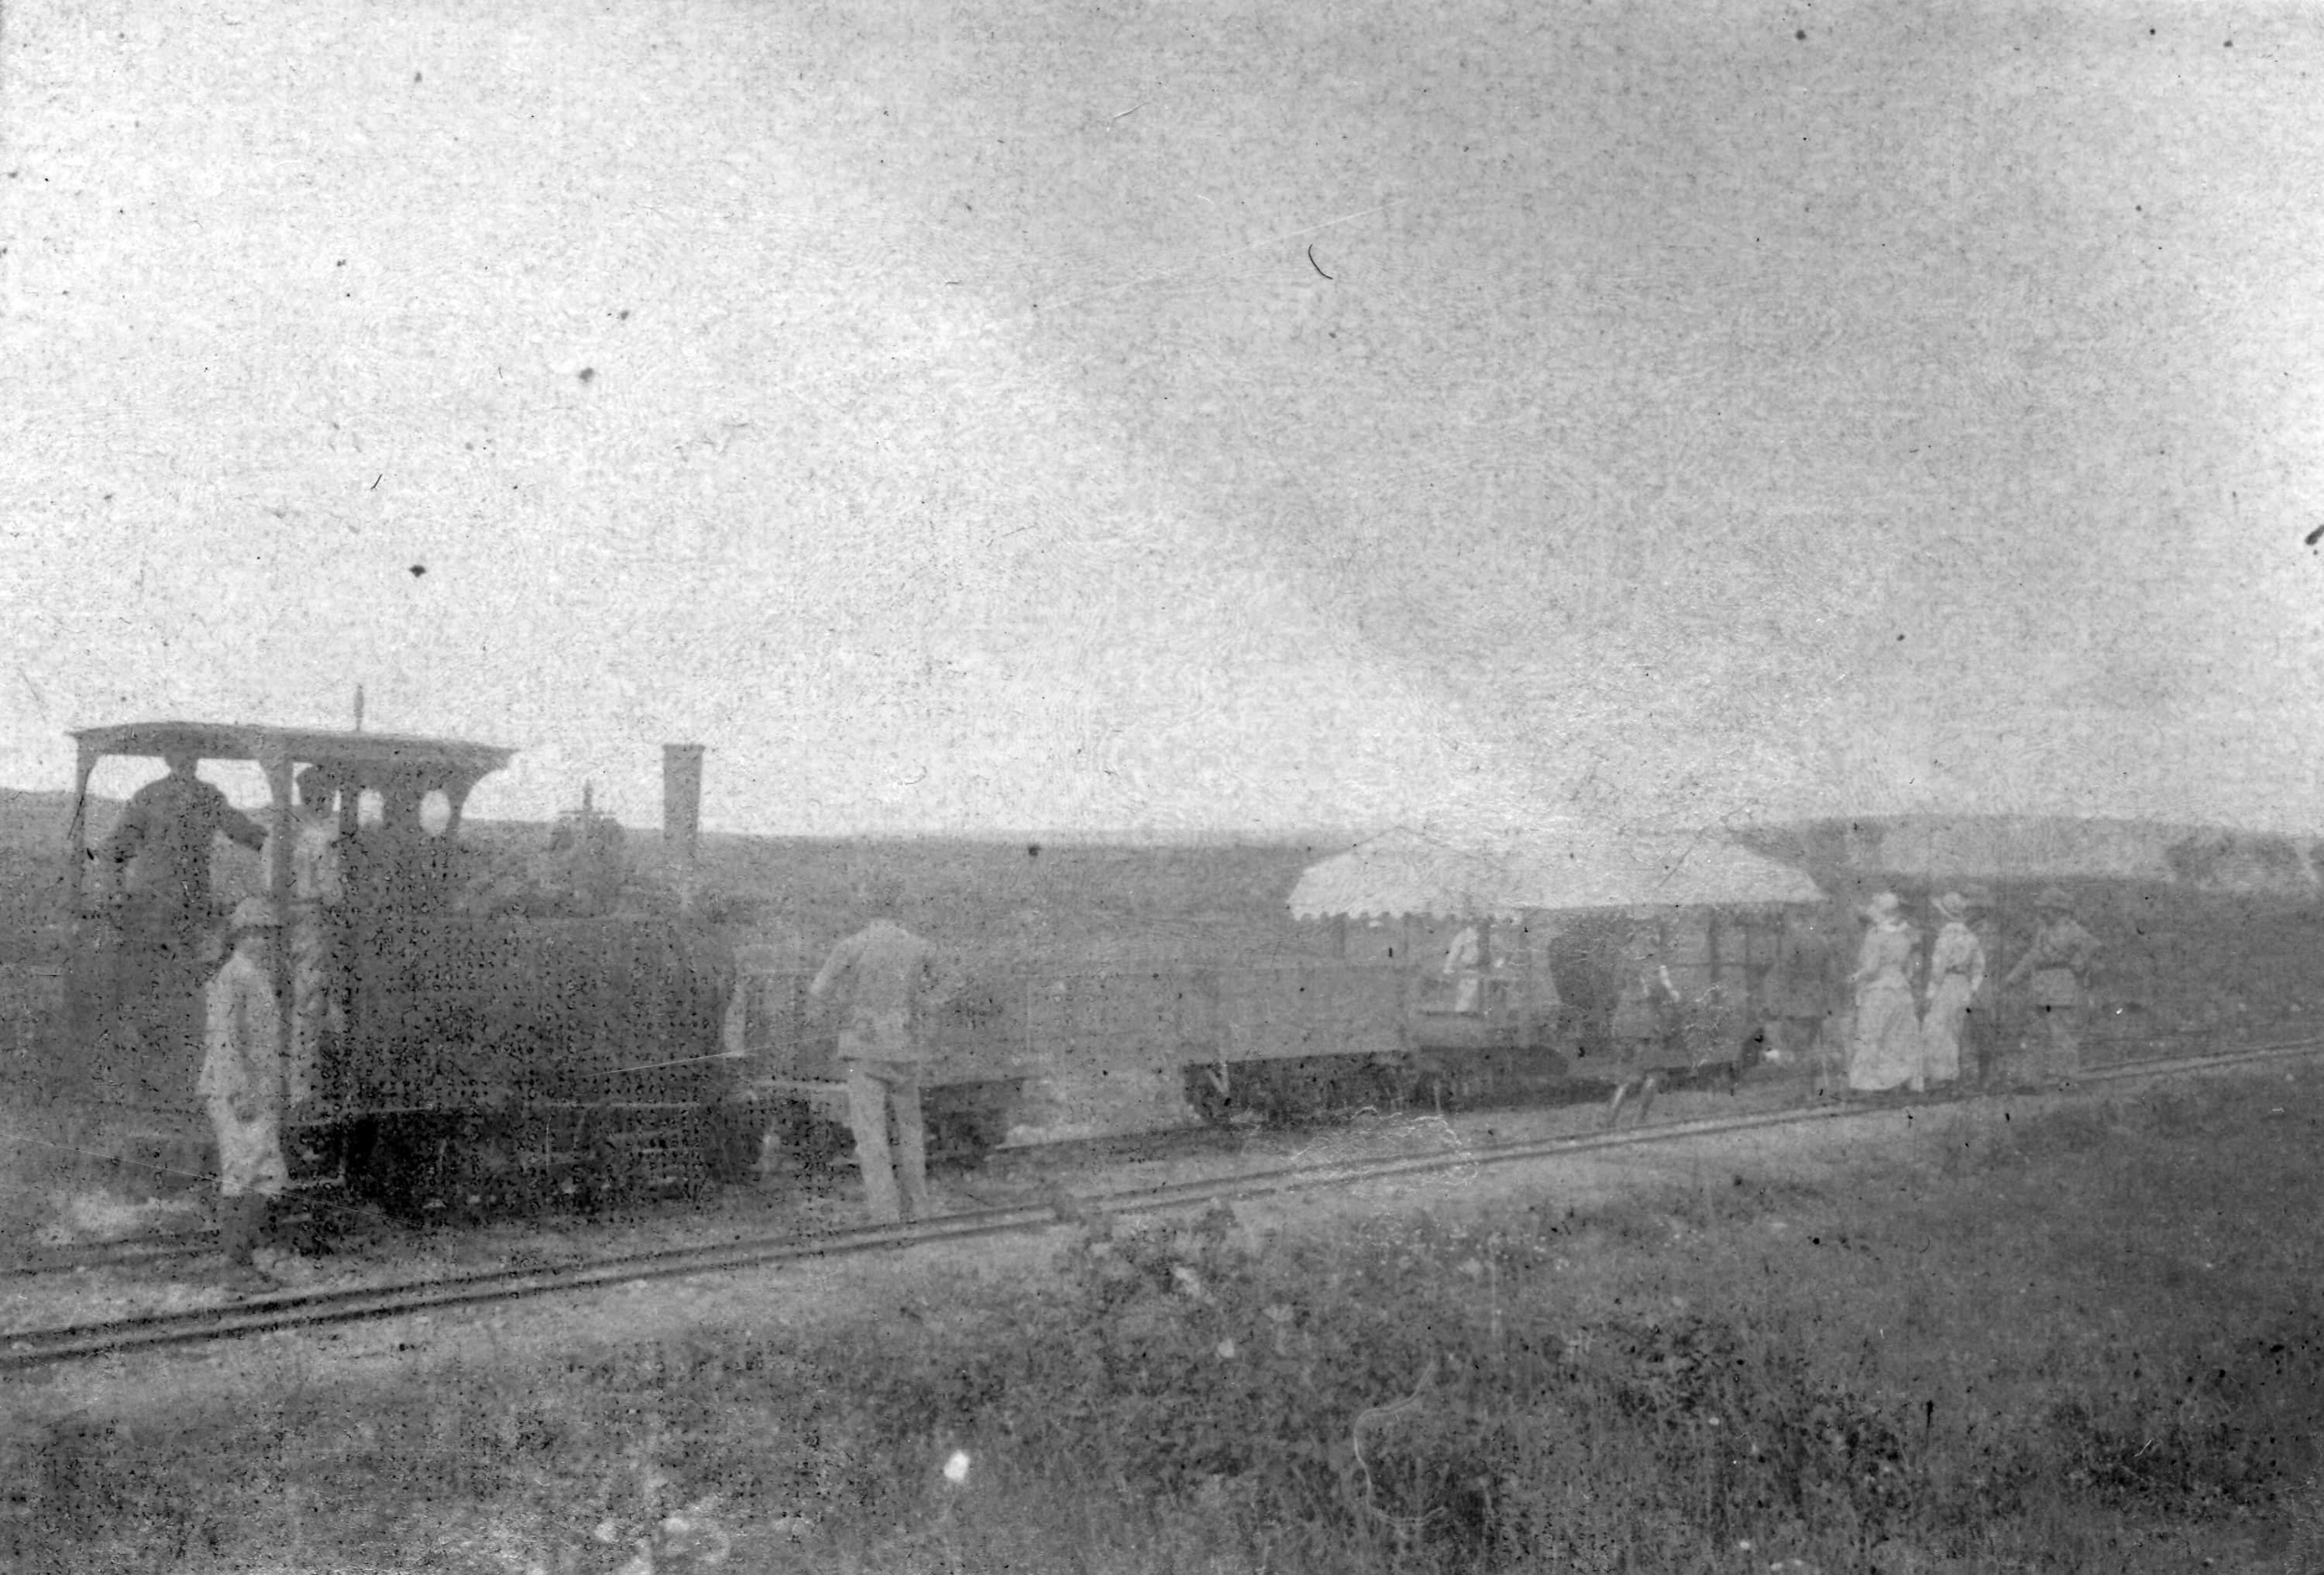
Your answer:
[438,1121,524,1222]
[1184,1059,1235,1127]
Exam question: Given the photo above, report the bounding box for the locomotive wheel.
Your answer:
[700,1099,765,1185]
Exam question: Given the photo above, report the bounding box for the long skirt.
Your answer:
[1921,975,1972,1086]
[1848,982,1923,1092]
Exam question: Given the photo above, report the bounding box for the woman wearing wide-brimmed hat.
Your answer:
[1845,891,1923,1095]
[1920,892,1985,1089]
[2003,886,2101,1088]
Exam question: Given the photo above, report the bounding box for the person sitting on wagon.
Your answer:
[809,883,943,1224]
[1441,922,1485,1014]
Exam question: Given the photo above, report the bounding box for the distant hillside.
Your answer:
[0,788,1339,970]
[1740,814,2323,896]
[17,791,2315,978]
[0,791,102,961]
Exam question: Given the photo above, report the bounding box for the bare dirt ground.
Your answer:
[0,1064,1818,1340]
[0,1066,2173,1422]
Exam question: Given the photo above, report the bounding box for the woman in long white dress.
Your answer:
[1846,892,1923,1095]
[1920,891,1985,1090]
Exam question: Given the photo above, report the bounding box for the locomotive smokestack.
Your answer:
[662,744,705,870]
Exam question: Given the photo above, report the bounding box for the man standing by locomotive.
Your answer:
[203,897,289,1289]
[809,884,942,1223]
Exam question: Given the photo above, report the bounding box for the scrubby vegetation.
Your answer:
[10,1071,2324,1573]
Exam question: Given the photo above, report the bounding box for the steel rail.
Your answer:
[0,1237,209,1281]
[5,1036,2318,1372]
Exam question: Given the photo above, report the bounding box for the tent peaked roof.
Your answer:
[1287,828,1508,921]
[1290,827,1824,920]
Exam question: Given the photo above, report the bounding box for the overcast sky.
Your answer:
[7,0,2324,837]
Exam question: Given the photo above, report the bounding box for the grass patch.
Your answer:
[12,1069,2324,1572]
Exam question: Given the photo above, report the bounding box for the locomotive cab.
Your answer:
[54,721,743,1214]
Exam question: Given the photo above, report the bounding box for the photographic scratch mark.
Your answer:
[1308,244,1333,280]
[1112,101,1147,120]
[1015,205,1384,322]
[370,474,383,490]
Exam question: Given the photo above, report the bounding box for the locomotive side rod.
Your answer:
[6,1035,2321,1373]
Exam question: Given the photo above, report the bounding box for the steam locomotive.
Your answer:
[33,720,2321,1223]
[46,722,751,1216]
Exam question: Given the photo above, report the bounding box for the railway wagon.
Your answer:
[1280,829,1834,1105]
[728,955,1420,1157]
[46,721,746,1215]
[727,829,1831,1150]
[728,916,1794,1154]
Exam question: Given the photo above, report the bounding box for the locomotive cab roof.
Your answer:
[65,719,517,860]
[70,720,514,787]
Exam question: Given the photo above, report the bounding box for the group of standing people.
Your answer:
[1834,885,2100,1099]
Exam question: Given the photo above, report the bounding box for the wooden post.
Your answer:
[62,741,97,913]
[61,741,101,1053]
[260,750,296,1108]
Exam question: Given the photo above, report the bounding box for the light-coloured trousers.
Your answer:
[207,1099,287,1198]
[844,1061,928,1224]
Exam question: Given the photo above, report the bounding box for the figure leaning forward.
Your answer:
[202,897,290,1290]
[2003,886,2100,1089]
[809,884,943,1223]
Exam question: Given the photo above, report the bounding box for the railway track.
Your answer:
[6,1036,2318,1372]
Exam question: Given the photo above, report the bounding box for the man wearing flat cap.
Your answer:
[201,896,290,1288]
[2003,886,2101,1089]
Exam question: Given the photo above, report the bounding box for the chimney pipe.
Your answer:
[662,744,705,869]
